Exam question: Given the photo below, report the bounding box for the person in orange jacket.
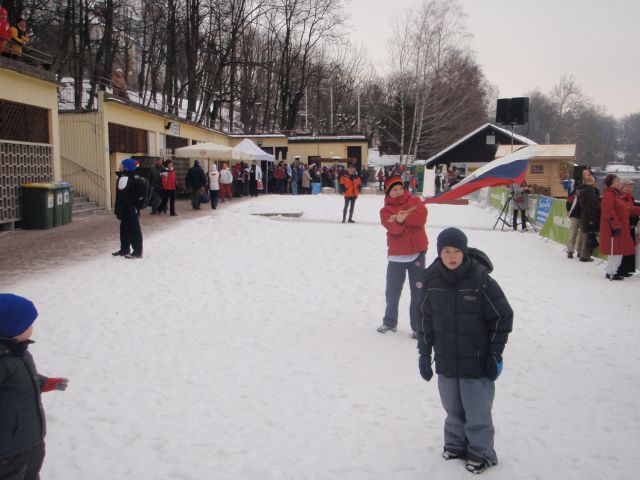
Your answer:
[339,164,362,223]
[377,176,428,337]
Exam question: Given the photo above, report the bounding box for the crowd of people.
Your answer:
[375,165,420,194]
[0,10,28,60]
[563,170,639,281]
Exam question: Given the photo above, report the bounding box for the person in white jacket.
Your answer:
[249,160,263,197]
[219,162,233,202]
[208,164,221,209]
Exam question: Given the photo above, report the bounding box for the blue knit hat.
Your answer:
[437,227,469,257]
[121,158,138,172]
[0,294,38,338]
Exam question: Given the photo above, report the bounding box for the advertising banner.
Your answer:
[536,196,553,225]
[539,198,570,244]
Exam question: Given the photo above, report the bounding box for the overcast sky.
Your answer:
[344,0,639,119]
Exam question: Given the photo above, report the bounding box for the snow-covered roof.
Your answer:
[228,134,287,138]
[424,123,537,165]
[495,144,575,159]
[287,135,368,142]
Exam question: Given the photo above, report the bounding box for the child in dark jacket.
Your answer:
[0,294,68,479]
[417,228,513,474]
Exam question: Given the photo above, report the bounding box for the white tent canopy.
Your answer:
[233,138,276,162]
[174,142,253,162]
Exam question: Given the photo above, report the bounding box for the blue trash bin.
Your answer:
[311,182,321,195]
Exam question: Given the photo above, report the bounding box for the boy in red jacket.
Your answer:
[377,176,428,337]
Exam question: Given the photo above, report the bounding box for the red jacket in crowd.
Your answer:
[161,169,176,191]
[274,165,286,180]
[599,186,640,256]
[0,16,11,55]
[380,190,428,256]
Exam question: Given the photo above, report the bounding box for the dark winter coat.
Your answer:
[417,248,513,379]
[599,187,640,256]
[0,338,46,459]
[114,171,138,219]
[578,184,600,233]
[185,163,207,189]
[568,183,584,219]
[149,164,163,189]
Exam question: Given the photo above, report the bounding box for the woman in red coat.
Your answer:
[599,174,640,280]
[377,176,428,337]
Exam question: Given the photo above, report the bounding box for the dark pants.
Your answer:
[249,180,258,197]
[150,187,162,213]
[234,181,244,197]
[161,190,176,215]
[0,442,45,480]
[119,214,143,255]
[512,209,527,230]
[191,187,202,209]
[618,227,636,274]
[209,190,220,209]
[276,179,284,194]
[343,197,356,221]
[383,252,425,332]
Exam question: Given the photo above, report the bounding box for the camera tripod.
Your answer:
[492,192,539,233]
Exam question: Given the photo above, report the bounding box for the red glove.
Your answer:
[42,377,69,392]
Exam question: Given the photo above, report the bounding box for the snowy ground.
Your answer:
[10,194,640,480]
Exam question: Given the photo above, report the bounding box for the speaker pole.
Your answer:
[510,123,515,153]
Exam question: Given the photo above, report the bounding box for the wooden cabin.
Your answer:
[495,144,576,198]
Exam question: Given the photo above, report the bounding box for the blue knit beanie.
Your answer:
[437,227,469,257]
[122,158,138,172]
[0,294,38,338]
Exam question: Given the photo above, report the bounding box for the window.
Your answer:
[530,165,544,174]
[108,123,148,154]
[0,99,49,143]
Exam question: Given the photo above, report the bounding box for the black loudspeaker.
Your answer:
[496,98,511,124]
[510,97,529,124]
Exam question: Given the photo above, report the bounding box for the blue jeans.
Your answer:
[383,252,425,332]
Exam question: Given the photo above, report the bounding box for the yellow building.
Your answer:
[59,91,231,208]
[285,136,369,171]
[0,58,61,229]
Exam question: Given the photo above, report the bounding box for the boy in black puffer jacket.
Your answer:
[0,294,68,479]
[417,228,513,474]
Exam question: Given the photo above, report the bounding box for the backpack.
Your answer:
[133,175,154,209]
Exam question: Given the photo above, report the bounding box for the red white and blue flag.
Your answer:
[424,146,544,204]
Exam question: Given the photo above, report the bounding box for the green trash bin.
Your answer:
[52,182,73,224]
[20,183,57,229]
[52,184,65,227]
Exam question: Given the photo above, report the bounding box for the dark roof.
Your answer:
[425,123,536,168]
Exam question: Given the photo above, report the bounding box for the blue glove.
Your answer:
[419,355,433,382]
[486,354,503,381]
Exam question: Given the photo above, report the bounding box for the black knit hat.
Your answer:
[437,227,469,257]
